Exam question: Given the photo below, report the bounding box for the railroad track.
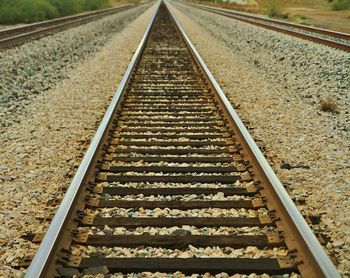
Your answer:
[0,3,143,50]
[23,1,339,277]
[185,2,350,52]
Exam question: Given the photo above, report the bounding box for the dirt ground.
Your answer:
[193,0,350,33]
[287,8,350,33]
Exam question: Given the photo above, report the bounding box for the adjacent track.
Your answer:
[0,4,141,49]
[186,2,350,52]
[24,1,339,277]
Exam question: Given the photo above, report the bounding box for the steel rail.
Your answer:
[25,1,339,276]
[191,3,350,41]
[0,4,144,49]
[184,2,350,52]
[166,2,340,277]
[0,4,133,39]
[24,2,160,277]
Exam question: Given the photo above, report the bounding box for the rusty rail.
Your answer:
[187,2,350,52]
[24,1,339,277]
[0,3,142,49]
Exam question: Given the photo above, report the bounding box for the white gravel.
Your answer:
[105,161,239,167]
[73,245,288,259]
[0,3,156,276]
[168,1,350,276]
[97,180,252,189]
[115,152,232,158]
[96,193,251,201]
[93,207,266,218]
[80,225,276,236]
[103,172,240,177]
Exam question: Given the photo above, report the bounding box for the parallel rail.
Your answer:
[24,1,339,277]
[0,4,141,49]
[186,2,350,52]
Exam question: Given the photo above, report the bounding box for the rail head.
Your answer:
[166,2,340,277]
[24,2,160,277]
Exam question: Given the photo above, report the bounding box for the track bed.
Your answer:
[24,2,339,277]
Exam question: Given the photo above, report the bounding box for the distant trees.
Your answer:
[0,0,110,24]
[331,0,350,10]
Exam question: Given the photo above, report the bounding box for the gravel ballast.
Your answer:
[168,2,349,276]
[0,3,151,129]
[0,4,156,276]
[73,245,288,259]
[1,1,349,277]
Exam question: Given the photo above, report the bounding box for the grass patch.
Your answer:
[291,14,308,23]
[0,0,110,24]
[320,98,338,113]
[266,0,287,18]
[0,0,59,24]
[332,0,350,10]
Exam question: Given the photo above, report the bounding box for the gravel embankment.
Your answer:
[168,2,350,276]
[0,4,155,277]
[0,3,151,129]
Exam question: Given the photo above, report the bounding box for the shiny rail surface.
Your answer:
[186,2,350,53]
[0,4,140,50]
[24,1,339,277]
